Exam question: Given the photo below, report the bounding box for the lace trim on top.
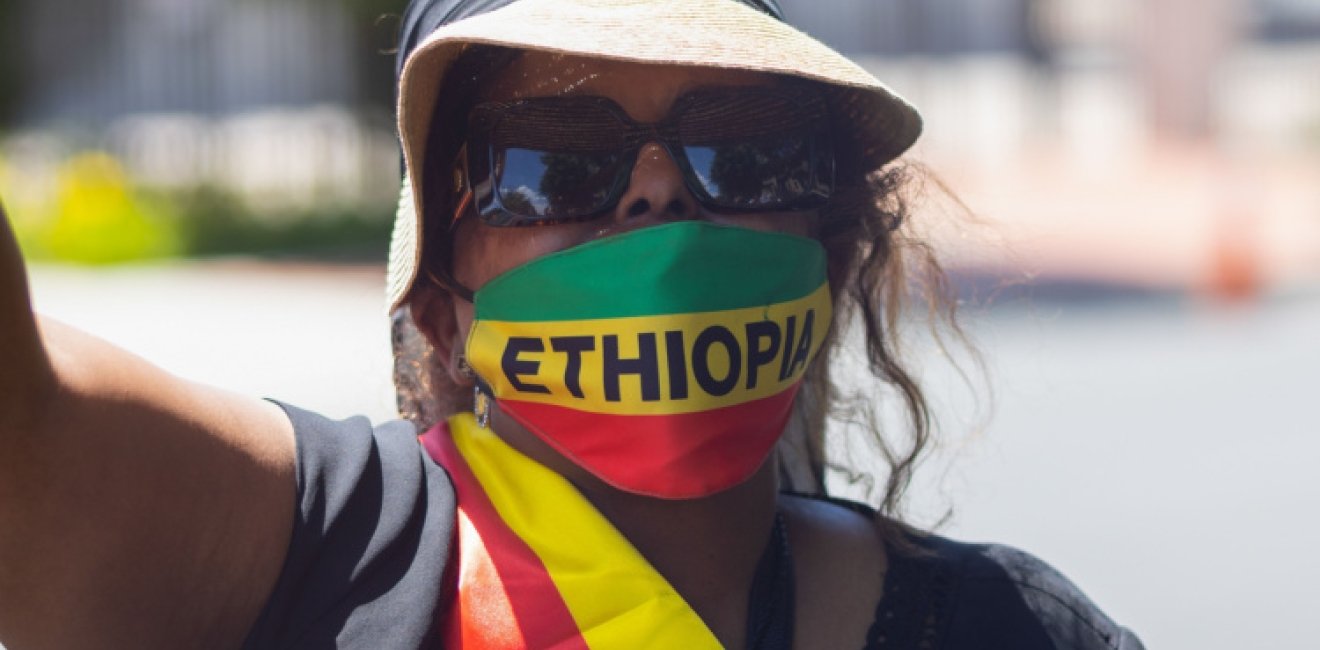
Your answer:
[864,538,956,650]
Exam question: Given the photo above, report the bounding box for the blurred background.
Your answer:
[3,0,1318,648]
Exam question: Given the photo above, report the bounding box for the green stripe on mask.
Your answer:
[474,222,828,323]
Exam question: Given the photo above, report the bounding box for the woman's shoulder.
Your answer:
[781,492,1144,650]
[243,404,455,649]
[875,527,1146,650]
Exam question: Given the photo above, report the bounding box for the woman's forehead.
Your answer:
[476,51,780,121]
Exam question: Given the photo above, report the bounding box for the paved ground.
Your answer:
[25,260,1320,649]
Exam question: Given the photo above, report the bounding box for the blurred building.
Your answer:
[780,0,1035,55]
[780,0,1320,55]
[14,0,360,126]
[777,0,1320,293]
[3,0,1317,249]
[4,0,399,212]
[1256,0,1320,39]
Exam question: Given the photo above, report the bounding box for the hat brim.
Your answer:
[389,0,922,312]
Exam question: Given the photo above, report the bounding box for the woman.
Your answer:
[0,0,1144,648]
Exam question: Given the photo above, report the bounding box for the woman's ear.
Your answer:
[410,285,472,387]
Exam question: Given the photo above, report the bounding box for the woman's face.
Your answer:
[424,51,822,365]
[415,51,832,488]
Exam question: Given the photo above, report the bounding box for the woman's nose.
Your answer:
[611,142,701,224]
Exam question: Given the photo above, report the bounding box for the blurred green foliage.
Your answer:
[2,150,392,264]
[172,186,392,261]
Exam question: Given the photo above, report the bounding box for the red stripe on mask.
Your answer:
[498,386,800,499]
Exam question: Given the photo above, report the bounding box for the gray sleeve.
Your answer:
[242,403,455,650]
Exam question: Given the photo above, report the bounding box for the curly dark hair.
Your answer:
[391,46,972,533]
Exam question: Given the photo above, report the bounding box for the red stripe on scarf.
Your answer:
[422,425,590,650]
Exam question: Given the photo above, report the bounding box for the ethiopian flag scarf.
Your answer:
[421,413,725,649]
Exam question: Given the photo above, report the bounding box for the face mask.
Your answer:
[464,221,832,499]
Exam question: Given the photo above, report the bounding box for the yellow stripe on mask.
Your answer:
[466,283,831,416]
[451,414,722,649]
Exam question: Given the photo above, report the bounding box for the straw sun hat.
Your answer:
[386,0,923,313]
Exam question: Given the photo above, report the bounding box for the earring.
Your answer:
[473,385,491,429]
[456,352,475,379]
[456,353,489,428]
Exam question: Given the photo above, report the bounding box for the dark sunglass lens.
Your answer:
[483,99,628,223]
[679,93,830,209]
[496,148,623,220]
[684,134,818,208]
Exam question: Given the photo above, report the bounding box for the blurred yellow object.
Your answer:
[10,151,182,264]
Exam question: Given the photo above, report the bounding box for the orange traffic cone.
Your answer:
[1206,210,1262,302]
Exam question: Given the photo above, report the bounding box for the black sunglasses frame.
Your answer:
[459,86,837,227]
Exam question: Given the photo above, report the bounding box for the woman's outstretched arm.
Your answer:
[0,199,296,648]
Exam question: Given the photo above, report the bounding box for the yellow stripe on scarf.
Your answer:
[450,414,722,649]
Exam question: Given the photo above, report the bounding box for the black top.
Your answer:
[242,404,454,649]
[243,405,1145,649]
[865,530,1145,649]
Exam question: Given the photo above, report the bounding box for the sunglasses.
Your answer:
[451,86,836,227]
